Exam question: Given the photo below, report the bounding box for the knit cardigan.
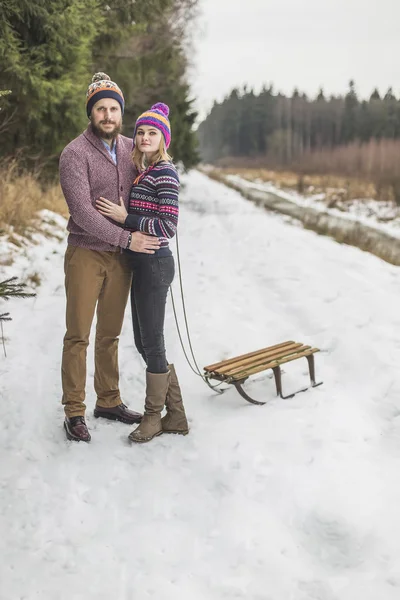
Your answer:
[59,126,136,252]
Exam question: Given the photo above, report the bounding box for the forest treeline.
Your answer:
[0,0,199,171]
[197,81,400,203]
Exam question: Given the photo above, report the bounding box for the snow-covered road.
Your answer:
[1,170,400,599]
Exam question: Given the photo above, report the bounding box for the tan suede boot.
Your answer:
[161,364,189,435]
[128,371,170,443]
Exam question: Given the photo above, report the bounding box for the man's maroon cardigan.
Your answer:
[59,126,136,252]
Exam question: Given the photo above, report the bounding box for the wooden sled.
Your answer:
[204,341,323,405]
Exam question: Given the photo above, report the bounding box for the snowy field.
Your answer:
[1,170,400,599]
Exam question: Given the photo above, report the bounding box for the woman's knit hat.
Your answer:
[86,72,124,117]
[133,103,171,148]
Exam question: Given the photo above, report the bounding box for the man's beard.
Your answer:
[91,119,122,140]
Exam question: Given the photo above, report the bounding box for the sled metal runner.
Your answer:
[204,341,323,405]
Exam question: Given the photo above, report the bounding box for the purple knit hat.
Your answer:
[133,102,171,149]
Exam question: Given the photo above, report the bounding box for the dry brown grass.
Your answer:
[213,166,382,206]
[216,138,400,205]
[0,161,67,234]
[26,272,42,287]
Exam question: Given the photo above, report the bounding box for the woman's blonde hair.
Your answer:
[132,135,172,172]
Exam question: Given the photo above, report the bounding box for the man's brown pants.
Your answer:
[61,246,132,418]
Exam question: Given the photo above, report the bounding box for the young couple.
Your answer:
[59,72,188,444]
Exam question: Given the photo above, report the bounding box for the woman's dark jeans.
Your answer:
[128,253,175,374]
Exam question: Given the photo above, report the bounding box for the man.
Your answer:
[59,72,160,442]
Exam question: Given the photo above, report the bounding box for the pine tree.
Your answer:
[0,0,199,170]
[93,0,199,168]
[0,0,103,163]
[197,78,400,164]
[0,89,11,128]
[0,277,35,322]
[0,277,36,356]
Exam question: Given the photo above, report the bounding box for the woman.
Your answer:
[96,102,189,443]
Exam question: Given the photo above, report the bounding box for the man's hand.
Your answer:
[96,196,128,224]
[130,232,161,254]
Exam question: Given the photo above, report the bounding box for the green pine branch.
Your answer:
[0,277,36,325]
[0,276,36,302]
[0,276,36,356]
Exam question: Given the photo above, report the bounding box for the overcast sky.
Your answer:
[189,0,400,121]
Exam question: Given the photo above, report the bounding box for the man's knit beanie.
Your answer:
[86,72,124,117]
[133,103,171,149]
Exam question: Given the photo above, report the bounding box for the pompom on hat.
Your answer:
[86,72,124,117]
[133,102,171,149]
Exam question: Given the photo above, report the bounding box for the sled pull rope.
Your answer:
[170,232,227,394]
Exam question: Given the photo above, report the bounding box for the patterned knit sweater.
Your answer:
[124,161,179,254]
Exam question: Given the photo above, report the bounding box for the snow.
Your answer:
[224,173,400,240]
[1,170,400,599]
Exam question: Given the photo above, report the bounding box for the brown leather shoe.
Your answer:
[93,403,143,425]
[64,416,91,443]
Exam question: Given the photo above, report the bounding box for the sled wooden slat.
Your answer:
[221,343,307,376]
[204,341,323,405]
[204,340,294,372]
[232,347,318,378]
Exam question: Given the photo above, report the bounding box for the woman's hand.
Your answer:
[96,196,128,224]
